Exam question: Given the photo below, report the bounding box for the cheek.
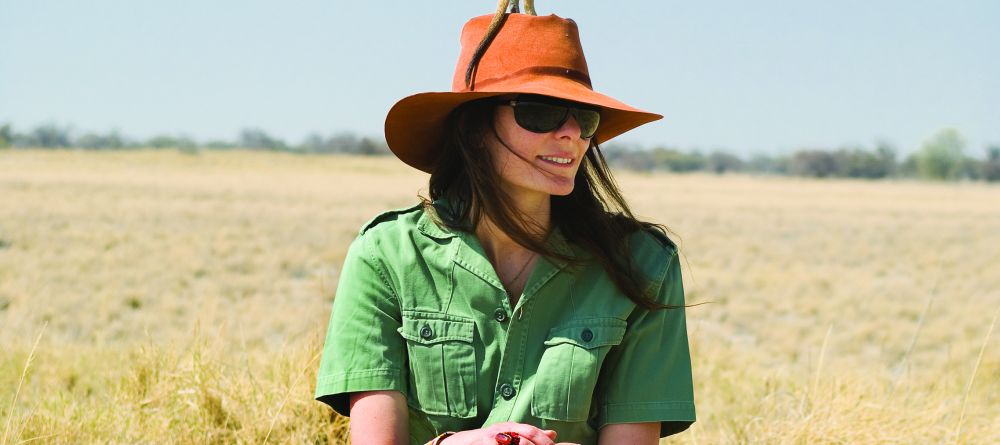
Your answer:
[491,130,538,168]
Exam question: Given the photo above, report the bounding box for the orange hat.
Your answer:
[384,12,662,173]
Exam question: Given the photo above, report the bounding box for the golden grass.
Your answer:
[1,150,997,444]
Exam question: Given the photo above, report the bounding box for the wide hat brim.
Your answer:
[384,13,663,174]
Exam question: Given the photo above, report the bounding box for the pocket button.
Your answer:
[581,328,594,342]
[419,324,434,339]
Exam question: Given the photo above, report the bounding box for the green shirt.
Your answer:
[315,203,695,445]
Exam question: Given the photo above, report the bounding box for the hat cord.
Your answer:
[465,0,537,90]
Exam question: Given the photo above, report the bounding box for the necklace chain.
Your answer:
[492,252,535,295]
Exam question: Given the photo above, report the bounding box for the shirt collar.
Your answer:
[416,197,580,260]
[418,198,584,303]
[416,207,459,240]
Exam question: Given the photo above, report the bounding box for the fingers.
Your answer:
[495,423,556,445]
[470,423,560,445]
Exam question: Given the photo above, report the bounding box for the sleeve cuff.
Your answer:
[596,400,696,430]
[314,368,405,416]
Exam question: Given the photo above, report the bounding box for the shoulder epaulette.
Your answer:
[645,226,678,252]
[359,203,424,235]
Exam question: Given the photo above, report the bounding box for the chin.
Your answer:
[543,176,577,196]
[549,185,575,196]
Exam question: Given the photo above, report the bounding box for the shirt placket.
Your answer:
[487,256,566,423]
[452,231,570,424]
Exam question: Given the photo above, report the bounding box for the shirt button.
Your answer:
[499,383,516,400]
[419,324,434,339]
[581,328,594,342]
[494,308,508,323]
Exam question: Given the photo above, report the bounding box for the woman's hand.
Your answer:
[441,422,578,445]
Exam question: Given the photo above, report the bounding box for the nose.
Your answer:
[553,114,583,140]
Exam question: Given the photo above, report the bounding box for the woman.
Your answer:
[315,6,695,445]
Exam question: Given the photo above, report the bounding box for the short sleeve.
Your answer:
[314,233,407,416]
[594,248,696,436]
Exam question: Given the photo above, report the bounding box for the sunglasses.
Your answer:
[501,95,601,139]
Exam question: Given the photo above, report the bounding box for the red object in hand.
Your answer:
[495,432,520,445]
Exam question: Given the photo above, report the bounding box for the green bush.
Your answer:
[916,128,966,180]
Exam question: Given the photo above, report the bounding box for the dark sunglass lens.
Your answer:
[514,102,568,133]
[574,109,601,138]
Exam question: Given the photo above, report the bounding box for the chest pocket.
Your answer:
[531,317,627,422]
[397,311,478,418]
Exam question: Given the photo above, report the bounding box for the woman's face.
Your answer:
[488,101,591,198]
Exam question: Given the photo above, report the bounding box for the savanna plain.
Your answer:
[1,150,997,444]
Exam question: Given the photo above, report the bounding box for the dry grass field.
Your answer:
[1,150,998,444]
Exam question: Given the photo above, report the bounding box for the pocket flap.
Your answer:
[542,318,627,349]
[398,311,475,345]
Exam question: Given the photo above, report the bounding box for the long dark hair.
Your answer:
[423,98,679,310]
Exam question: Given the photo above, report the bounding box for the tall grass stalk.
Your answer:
[262,351,322,445]
[13,433,58,444]
[953,307,997,443]
[892,293,934,395]
[812,324,834,399]
[2,322,47,445]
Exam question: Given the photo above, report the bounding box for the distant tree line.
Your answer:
[0,122,389,155]
[602,128,999,182]
[1,122,997,182]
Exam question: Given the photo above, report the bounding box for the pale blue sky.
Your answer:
[1,1,997,156]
